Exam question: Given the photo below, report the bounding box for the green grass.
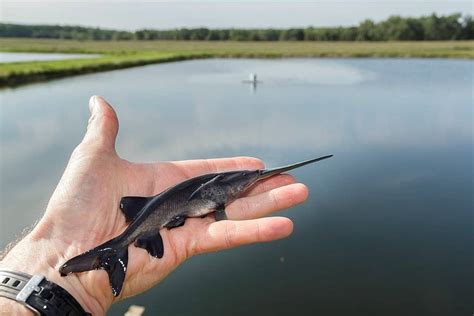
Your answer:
[1,38,473,87]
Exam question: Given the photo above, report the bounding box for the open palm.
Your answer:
[4,96,308,315]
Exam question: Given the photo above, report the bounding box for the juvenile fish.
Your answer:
[59,155,333,296]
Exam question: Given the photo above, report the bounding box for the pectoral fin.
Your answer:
[134,232,164,258]
[119,196,153,222]
[164,216,187,229]
[215,204,227,221]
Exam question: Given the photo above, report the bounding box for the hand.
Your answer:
[0,96,308,315]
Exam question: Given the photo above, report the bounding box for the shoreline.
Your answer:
[1,39,473,88]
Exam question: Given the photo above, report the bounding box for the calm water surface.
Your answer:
[0,52,100,63]
[0,59,472,315]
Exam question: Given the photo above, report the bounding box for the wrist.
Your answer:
[0,230,106,315]
[0,296,33,315]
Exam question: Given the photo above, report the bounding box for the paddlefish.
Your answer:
[59,155,333,296]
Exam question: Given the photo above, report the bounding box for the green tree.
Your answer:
[0,13,472,41]
[357,19,378,40]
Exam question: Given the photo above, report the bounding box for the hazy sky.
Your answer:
[1,0,472,30]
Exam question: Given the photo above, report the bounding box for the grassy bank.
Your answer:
[1,38,473,87]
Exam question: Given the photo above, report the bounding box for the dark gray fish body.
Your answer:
[59,155,332,296]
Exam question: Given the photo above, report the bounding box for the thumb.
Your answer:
[82,95,119,151]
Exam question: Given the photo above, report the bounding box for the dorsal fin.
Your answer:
[188,174,224,201]
[119,196,153,222]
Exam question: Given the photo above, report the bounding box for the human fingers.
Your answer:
[121,217,290,298]
[242,174,295,197]
[170,156,265,178]
[193,217,293,254]
[227,183,308,220]
[81,95,119,152]
[129,157,266,194]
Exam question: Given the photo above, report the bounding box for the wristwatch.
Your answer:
[0,269,91,315]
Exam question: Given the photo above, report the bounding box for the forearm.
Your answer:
[0,297,32,315]
[0,230,106,315]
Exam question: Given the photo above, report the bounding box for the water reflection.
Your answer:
[0,58,472,315]
[0,52,101,63]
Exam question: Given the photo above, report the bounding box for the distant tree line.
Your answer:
[1,13,472,41]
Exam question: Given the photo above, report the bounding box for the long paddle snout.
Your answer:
[259,154,333,179]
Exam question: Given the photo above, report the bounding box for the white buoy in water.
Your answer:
[242,73,261,84]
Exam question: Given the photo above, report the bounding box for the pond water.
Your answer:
[0,58,472,315]
[0,52,100,63]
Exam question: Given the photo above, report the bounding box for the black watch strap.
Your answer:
[0,269,91,316]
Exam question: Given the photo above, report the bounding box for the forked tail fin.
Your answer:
[59,241,128,297]
[259,155,333,179]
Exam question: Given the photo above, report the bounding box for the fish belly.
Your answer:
[186,200,217,218]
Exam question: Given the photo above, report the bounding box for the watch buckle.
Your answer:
[16,275,44,302]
